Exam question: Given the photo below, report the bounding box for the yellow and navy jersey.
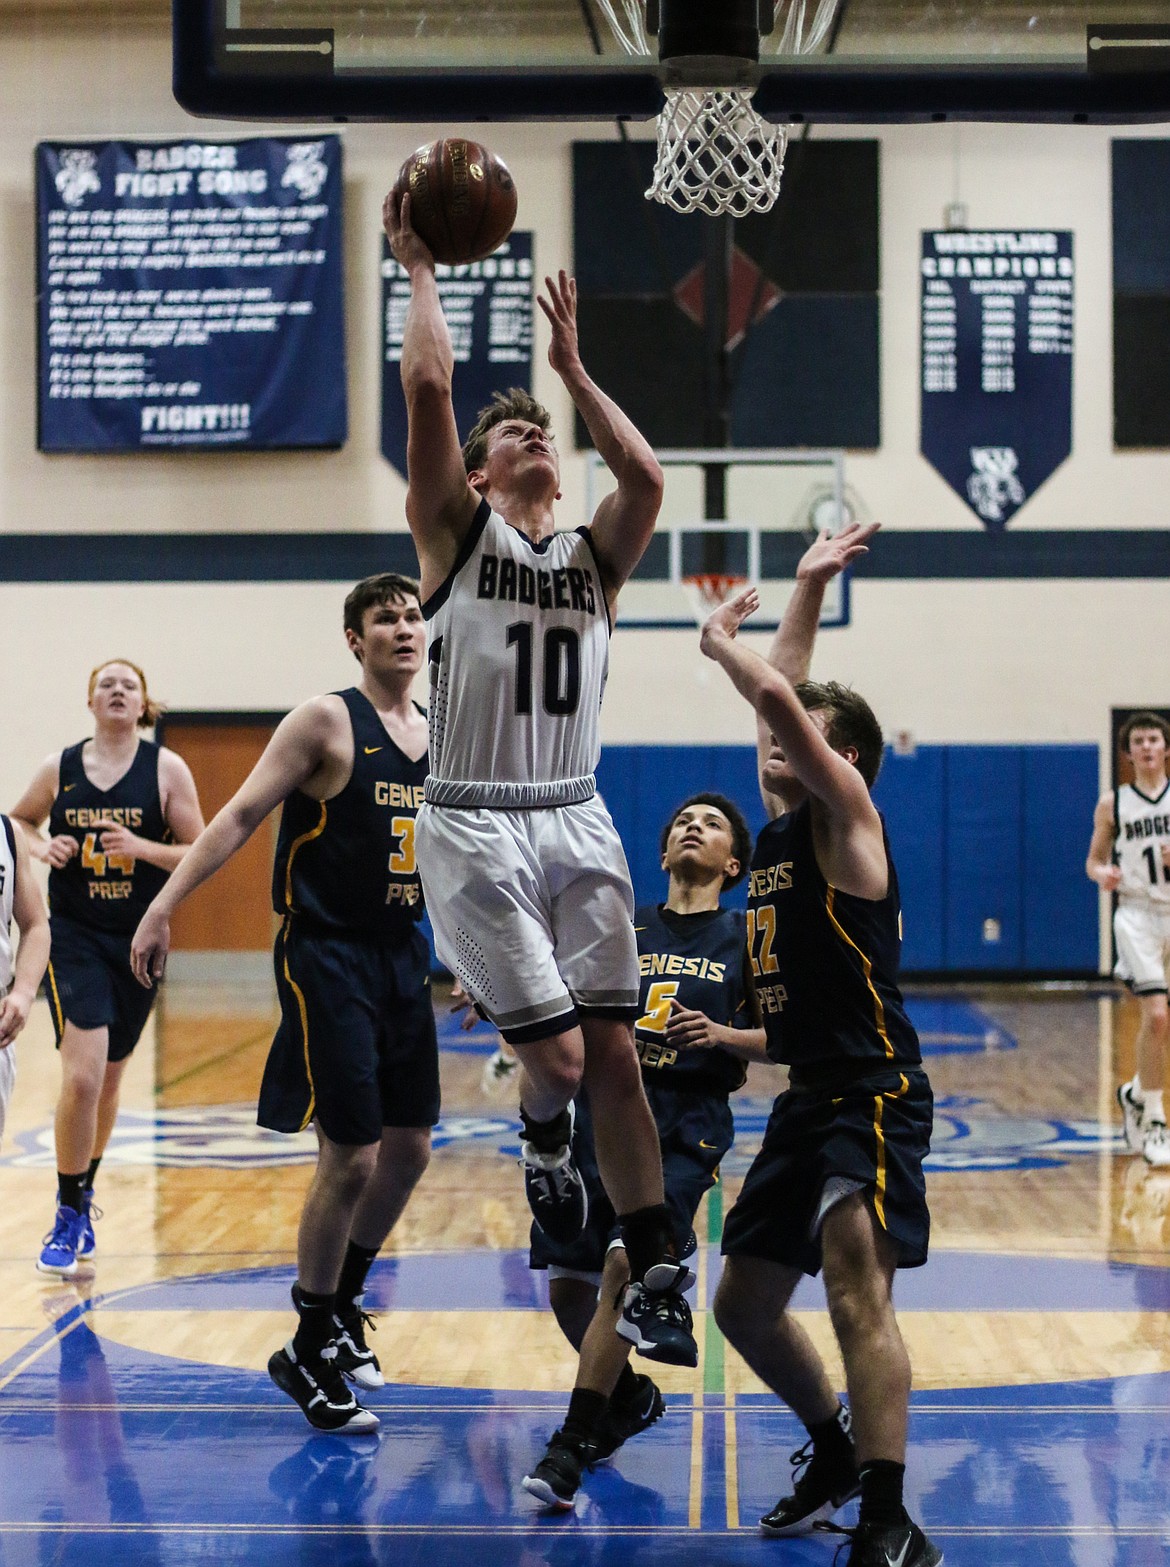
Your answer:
[633,903,753,1097]
[748,801,920,1075]
[272,688,427,940]
[47,739,170,934]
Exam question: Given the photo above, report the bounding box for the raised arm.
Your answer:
[1086,792,1121,892]
[383,190,481,596]
[757,521,879,817]
[130,700,337,986]
[701,587,886,899]
[0,825,51,1049]
[540,271,663,606]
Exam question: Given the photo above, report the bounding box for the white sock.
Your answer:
[1129,1074,1144,1101]
[1144,1089,1165,1124]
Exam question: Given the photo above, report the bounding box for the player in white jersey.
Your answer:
[1087,711,1170,1168]
[384,190,697,1365]
[0,814,51,1147]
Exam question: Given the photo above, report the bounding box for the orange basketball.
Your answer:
[393,138,518,266]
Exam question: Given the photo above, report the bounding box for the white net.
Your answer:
[646,87,788,216]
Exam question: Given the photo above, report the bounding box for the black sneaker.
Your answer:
[521,1428,598,1510]
[267,1341,380,1434]
[592,1375,665,1462]
[819,1517,943,1567]
[522,1103,588,1244]
[760,1437,861,1535]
[616,1282,698,1367]
[332,1304,384,1390]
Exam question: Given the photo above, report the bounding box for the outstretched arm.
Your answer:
[384,190,481,594]
[0,827,51,1049]
[130,702,336,986]
[757,521,878,817]
[541,271,663,606]
[1086,793,1121,891]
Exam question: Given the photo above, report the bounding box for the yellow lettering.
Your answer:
[389,816,416,876]
[80,832,134,879]
[747,907,779,976]
[636,979,678,1036]
[665,953,684,976]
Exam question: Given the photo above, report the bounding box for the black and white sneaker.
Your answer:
[760,1437,861,1535]
[268,1340,380,1434]
[522,1103,588,1244]
[1118,1079,1145,1153]
[819,1516,943,1567]
[332,1303,384,1389]
[521,1428,598,1510]
[592,1375,665,1462]
[616,1281,698,1367]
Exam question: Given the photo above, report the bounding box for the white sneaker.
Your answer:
[1142,1119,1170,1168]
[1117,1080,1145,1153]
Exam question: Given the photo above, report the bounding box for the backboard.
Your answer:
[175,1,1170,123]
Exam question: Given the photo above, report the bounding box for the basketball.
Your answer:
[392,138,517,266]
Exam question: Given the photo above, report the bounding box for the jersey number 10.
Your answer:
[505,623,581,716]
[1141,845,1170,885]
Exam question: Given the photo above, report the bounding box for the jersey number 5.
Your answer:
[637,980,679,1035]
[505,623,581,717]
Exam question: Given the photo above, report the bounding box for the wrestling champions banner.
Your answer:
[920,230,1073,529]
[36,136,346,452]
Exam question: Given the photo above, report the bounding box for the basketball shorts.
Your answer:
[44,916,156,1063]
[1114,900,1170,996]
[722,1068,933,1275]
[415,794,638,1044]
[529,1080,732,1279]
[259,920,440,1145]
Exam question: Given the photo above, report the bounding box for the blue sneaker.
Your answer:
[37,1204,87,1277]
[76,1190,99,1260]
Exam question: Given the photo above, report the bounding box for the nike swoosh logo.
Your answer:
[699,1140,718,1150]
[62,784,76,791]
[364,746,382,754]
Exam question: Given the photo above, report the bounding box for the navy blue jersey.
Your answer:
[633,903,753,1096]
[272,689,427,939]
[748,800,920,1077]
[47,740,170,935]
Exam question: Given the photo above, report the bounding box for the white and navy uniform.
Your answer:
[1113,779,1170,995]
[416,499,638,1044]
[0,816,18,1144]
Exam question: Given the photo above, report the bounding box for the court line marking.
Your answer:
[0,1524,1164,1538]
[156,1023,274,1092]
[3,1399,1169,1414]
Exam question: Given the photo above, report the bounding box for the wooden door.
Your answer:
[160,718,282,951]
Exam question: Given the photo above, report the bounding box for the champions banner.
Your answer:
[381,233,533,479]
[920,230,1073,529]
[36,137,346,452]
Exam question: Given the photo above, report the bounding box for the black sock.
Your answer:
[858,1459,906,1528]
[519,1105,572,1156]
[335,1241,379,1311]
[611,1365,641,1407]
[807,1402,856,1473]
[58,1173,87,1213]
[563,1387,609,1444]
[616,1204,673,1284]
[85,1156,102,1190]
[291,1283,336,1360]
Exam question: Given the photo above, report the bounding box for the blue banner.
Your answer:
[381,234,533,479]
[37,137,346,451]
[920,231,1073,529]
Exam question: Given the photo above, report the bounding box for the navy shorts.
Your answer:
[258,920,440,1145]
[529,1079,733,1276]
[45,916,157,1063]
[722,1067,933,1275]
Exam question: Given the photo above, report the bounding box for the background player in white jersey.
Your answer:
[384,189,696,1365]
[1086,711,1170,1168]
[0,813,51,1148]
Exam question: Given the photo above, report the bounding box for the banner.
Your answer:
[37,137,346,451]
[381,233,533,479]
[920,230,1073,529]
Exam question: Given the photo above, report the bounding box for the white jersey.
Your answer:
[0,816,16,991]
[423,500,611,809]
[1115,780,1170,906]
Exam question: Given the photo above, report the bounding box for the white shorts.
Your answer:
[0,1042,14,1150]
[416,794,638,1043]
[1114,900,1170,996]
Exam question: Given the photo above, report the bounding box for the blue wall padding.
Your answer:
[870,747,947,970]
[1022,744,1100,970]
[943,746,1025,969]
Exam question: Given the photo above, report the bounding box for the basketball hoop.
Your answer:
[681,570,750,626]
[647,86,788,216]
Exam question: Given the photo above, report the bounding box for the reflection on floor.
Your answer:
[0,982,1168,1565]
